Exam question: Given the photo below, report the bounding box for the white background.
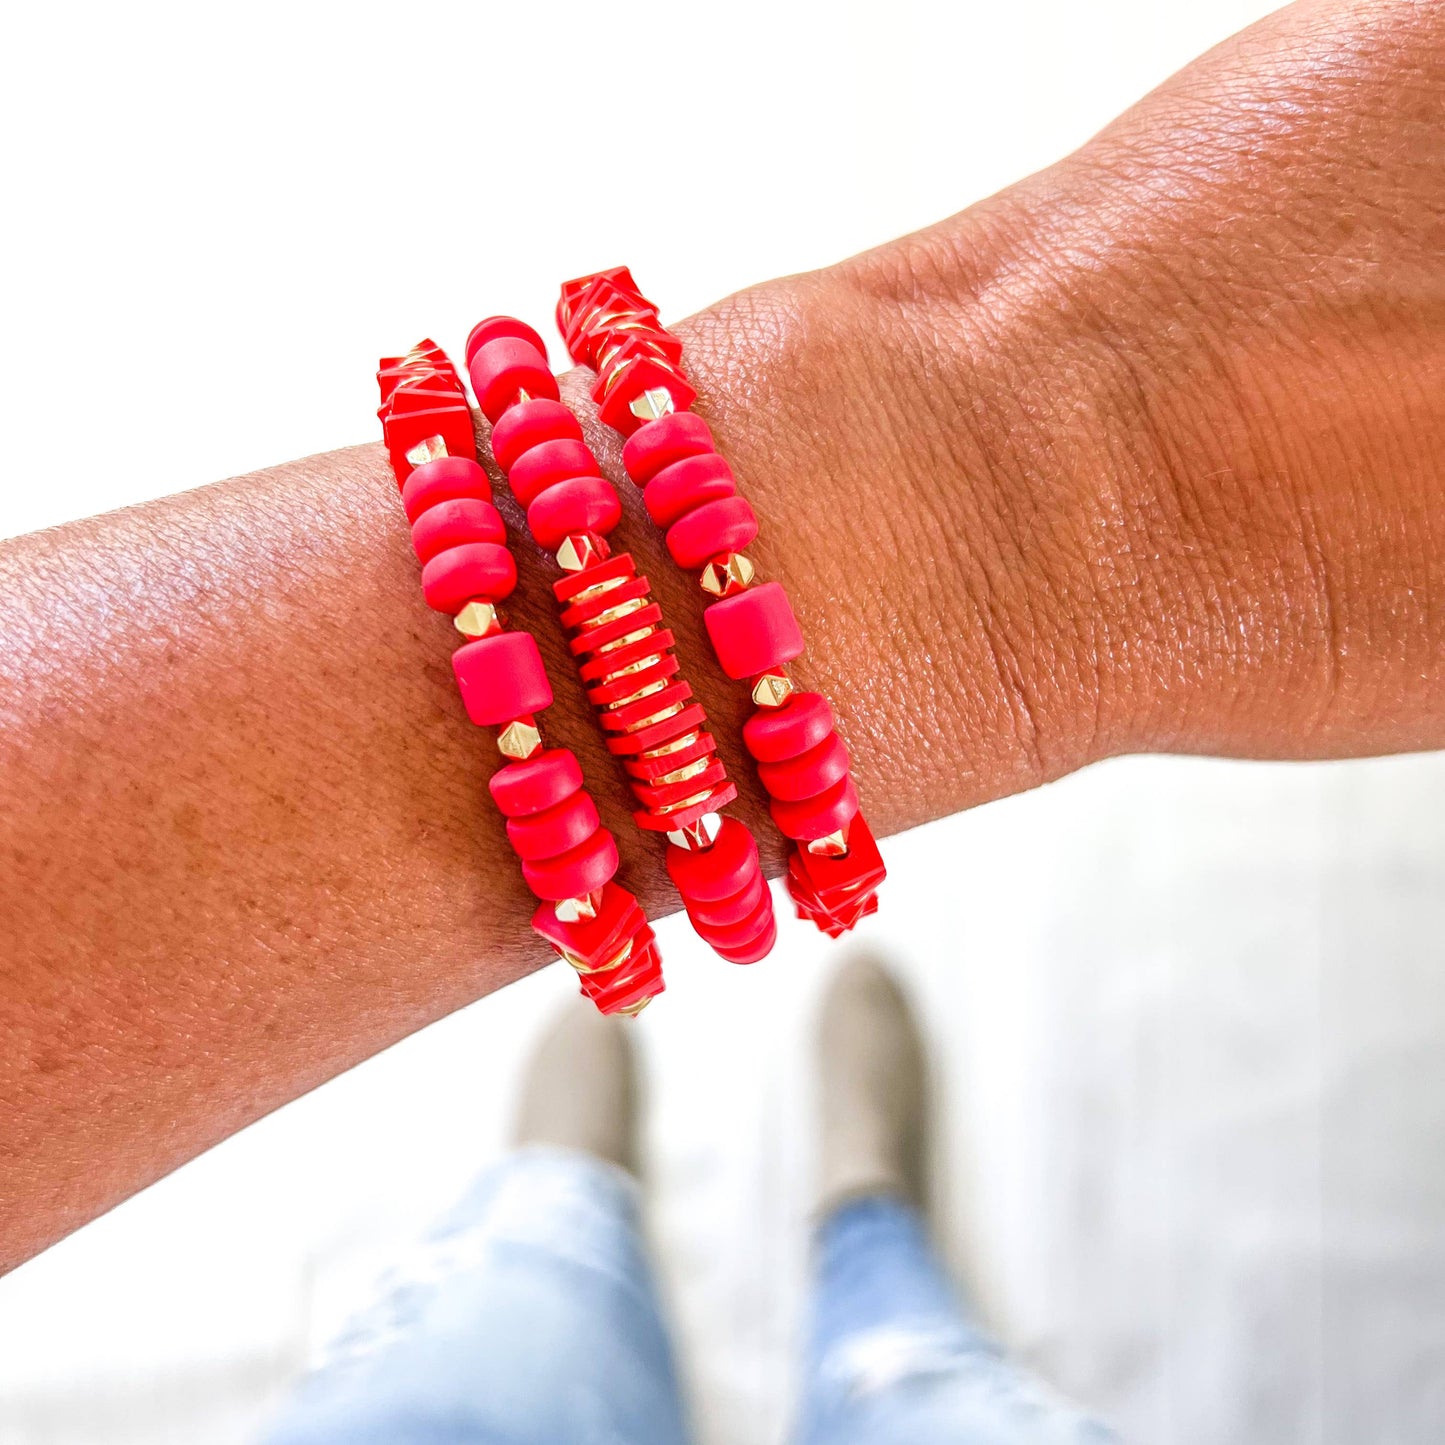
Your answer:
[3,1,1443,1442]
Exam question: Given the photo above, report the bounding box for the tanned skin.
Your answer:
[2,0,1441,1269]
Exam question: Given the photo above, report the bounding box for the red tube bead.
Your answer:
[622,412,716,485]
[411,498,506,564]
[757,733,852,803]
[506,791,601,862]
[489,748,583,817]
[508,438,602,508]
[770,773,860,842]
[666,496,759,570]
[522,827,620,901]
[665,818,759,903]
[704,581,805,679]
[528,477,622,551]
[644,453,738,528]
[469,337,559,423]
[490,399,583,473]
[402,456,491,523]
[422,542,517,613]
[743,692,835,763]
[452,630,553,726]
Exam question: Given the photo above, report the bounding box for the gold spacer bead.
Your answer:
[640,728,701,760]
[404,435,448,466]
[454,600,503,640]
[497,719,543,760]
[606,679,669,710]
[752,671,794,709]
[587,596,648,629]
[666,812,723,850]
[573,575,629,605]
[628,386,675,422]
[554,888,605,924]
[616,997,652,1018]
[596,625,656,655]
[700,552,756,599]
[656,756,714,787]
[600,653,667,685]
[806,828,852,859]
[557,533,611,574]
[657,787,716,816]
[628,700,686,732]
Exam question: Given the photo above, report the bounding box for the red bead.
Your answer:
[579,628,675,683]
[508,439,601,508]
[422,542,517,613]
[597,355,697,437]
[770,773,860,841]
[587,653,681,709]
[528,477,622,550]
[715,915,777,965]
[601,680,693,733]
[411,498,506,564]
[636,782,738,833]
[490,748,584,817]
[665,818,759,903]
[553,552,637,605]
[622,729,715,781]
[531,879,642,966]
[687,872,767,928]
[622,412,716,485]
[402,456,491,523]
[743,692,835,763]
[469,337,559,423]
[666,496,758,570]
[506,791,600,861]
[522,827,620,901]
[452,630,553,726]
[697,888,774,953]
[568,604,663,656]
[562,576,654,632]
[489,399,583,473]
[704,581,805,679]
[644,453,738,528]
[465,316,548,368]
[606,701,705,754]
[758,733,851,803]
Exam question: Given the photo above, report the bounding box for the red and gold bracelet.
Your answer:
[555,270,886,937]
[376,339,663,1013]
[464,319,778,965]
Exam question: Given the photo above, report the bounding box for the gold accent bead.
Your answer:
[657,787,716,816]
[752,671,794,708]
[606,679,669,710]
[405,435,448,466]
[453,600,502,640]
[628,387,675,422]
[589,596,647,629]
[573,575,629,605]
[629,700,686,731]
[700,552,756,599]
[600,653,667,685]
[656,756,713,787]
[554,888,605,924]
[617,997,653,1018]
[806,828,852,859]
[596,625,656,655]
[640,728,701,759]
[666,812,723,850]
[557,533,611,574]
[497,719,542,760]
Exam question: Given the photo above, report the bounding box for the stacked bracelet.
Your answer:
[465,319,777,965]
[376,340,664,1014]
[554,269,886,937]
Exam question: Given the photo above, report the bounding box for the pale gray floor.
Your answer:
[3,751,1442,1444]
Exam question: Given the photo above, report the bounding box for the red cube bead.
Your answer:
[452,630,553,726]
[704,581,805,679]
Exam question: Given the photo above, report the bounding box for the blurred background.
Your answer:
[2,1,1442,1441]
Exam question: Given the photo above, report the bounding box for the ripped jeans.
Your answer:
[261,1148,1114,1445]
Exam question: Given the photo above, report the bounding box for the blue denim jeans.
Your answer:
[262,1148,1114,1444]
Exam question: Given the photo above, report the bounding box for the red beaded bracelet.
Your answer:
[465,319,777,965]
[554,271,886,937]
[375,339,664,1013]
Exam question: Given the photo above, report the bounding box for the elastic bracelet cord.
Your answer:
[554,271,886,937]
[464,319,778,966]
[375,340,664,1014]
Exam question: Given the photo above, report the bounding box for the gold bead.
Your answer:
[617,997,652,1018]
[700,552,755,599]
[596,625,656,655]
[573,575,628,605]
[497,719,542,760]
[600,652,667,685]
[404,435,449,466]
[628,387,675,423]
[557,533,611,574]
[666,811,723,850]
[606,679,669,710]
[588,597,648,629]
[629,701,686,732]
[806,828,852,858]
[640,728,701,759]
[752,671,794,708]
[658,787,716,816]
[656,756,713,787]
[453,600,502,640]
[554,888,605,924]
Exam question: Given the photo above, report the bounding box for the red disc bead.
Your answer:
[528,476,622,551]
[757,732,851,803]
[452,629,553,726]
[490,399,582,473]
[465,316,548,368]
[665,818,759,904]
[770,773,860,842]
[622,412,716,485]
[469,337,559,423]
[402,456,491,523]
[687,872,768,929]
[489,748,583,817]
[508,438,602,508]
[743,692,835,763]
[715,916,777,965]
[704,581,805,679]
[522,827,620,901]
[666,495,759,570]
[422,542,517,613]
[506,790,600,862]
[697,888,774,953]
[411,498,506,564]
[644,453,738,528]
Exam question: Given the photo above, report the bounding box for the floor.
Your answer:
[3,750,1443,1444]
